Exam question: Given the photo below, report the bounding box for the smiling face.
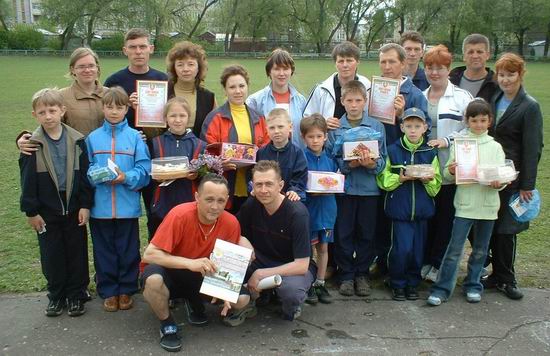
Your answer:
[400,117,427,143]
[302,127,327,155]
[166,102,189,135]
[425,64,450,88]
[266,114,292,148]
[175,57,199,84]
[252,169,284,207]
[123,36,154,70]
[335,55,359,82]
[195,181,229,224]
[379,49,405,80]
[403,40,424,66]
[71,54,99,86]
[463,43,490,72]
[224,74,248,105]
[466,114,491,135]
[497,69,522,97]
[269,64,292,89]
[32,103,65,131]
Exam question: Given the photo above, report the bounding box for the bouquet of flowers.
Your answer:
[189,154,224,177]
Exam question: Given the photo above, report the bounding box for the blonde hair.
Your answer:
[163,97,191,118]
[266,108,291,123]
[32,87,64,110]
[67,47,100,79]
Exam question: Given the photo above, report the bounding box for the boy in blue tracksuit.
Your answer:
[377,108,441,301]
[86,87,151,312]
[149,97,206,238]
[326,80,386,297]
[301,114,338,305]
[256,108,308,201]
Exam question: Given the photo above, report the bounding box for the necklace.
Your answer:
[198,219,217,240]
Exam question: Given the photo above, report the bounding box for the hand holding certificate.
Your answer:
[368,76,400,125]
[454,138,479,184]
[135,80,168,128]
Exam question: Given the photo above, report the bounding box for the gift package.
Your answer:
[343,140,379,161]
[477,159,518,185]
[405,164,435,178]
[306,171,345,193]
[88,158,118,184]
[151,156,190,180]
[206,142,257,167]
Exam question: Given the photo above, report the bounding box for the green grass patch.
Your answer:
[0,56,548,293]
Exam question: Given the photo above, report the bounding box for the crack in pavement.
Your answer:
[482,319,550,355]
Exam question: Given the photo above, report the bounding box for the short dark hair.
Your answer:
[462,33,490,53]
[102,86,128,106]
[125,28,150,43]
[332,41,360,61]
[252,160,282,180]
[220,64,249,87]
[400,31,425,47]
[300,113,328,135]
[341,80,367,100]
[379,43,406,62]
[197,173,229,192]
[464,98,493,124]
[265,48,295,77]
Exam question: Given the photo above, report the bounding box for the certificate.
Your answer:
[454,138,479,185]
[368,76,400,125]
[136,80,168,128]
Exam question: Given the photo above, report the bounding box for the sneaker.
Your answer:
[184,299,208,326]
[392,288,406,301]
[282,305,302,321]
[305,287,318,305]
[427,295,442,306]
[425,267,439,283]
[339,280,354,296]
[405,286,419,301]
[45,299,64,317]
[466,292,481,303]
[497,283,524,300]
[83,289,92,302]
[222,301,257,327]
[67,298,85,317]
[159,324,181,352]
[480,267,490,279]
[354,276,371,296]
[421,265,432,279]
[316,285,333,304]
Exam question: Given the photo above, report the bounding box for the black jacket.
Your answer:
[449,66,498,102]
[19,123,93,218]
[489,86,543,191]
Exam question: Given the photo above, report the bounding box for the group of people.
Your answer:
[17,28,542,353]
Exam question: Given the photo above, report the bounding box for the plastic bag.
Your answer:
[508,189,541,223]
[332,126,382,157]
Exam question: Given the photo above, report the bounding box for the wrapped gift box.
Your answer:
[206,142,257,167]
[405,164,435,178]
[306,171,345,193]
[151,156,190,180]
[343,140,379,160]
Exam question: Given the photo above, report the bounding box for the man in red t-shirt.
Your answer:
[141,174,253,352]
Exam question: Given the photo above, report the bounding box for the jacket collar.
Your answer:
[493,86,526,126]
[340,113,373,129]
[399,76,413,94]
[71,80,105,100]
[102,118,129,132]
[266,140,292,153]
[218,101,262,125]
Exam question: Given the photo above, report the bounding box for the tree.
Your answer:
[186,0,219,39]
[0,0,11,31]
[343,0,383,42]
[40,0,88,49]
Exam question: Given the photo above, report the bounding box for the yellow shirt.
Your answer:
[230,103,252,197]
[174,80,197,129]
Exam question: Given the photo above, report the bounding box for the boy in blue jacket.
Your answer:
[301,114,337,304]
[326,80,386,297]
[377,108,441,301]
[256,108,307,201]
[86,87,151,312]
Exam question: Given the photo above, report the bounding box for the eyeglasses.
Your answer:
[74,64,97,71]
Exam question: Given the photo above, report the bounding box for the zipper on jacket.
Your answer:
[111,125,116,218]
[410,151,415,221]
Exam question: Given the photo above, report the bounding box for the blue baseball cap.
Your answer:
[401,107,426,122]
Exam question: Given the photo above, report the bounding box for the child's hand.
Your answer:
[394,95,405,117]
[358,150,376,169]
[78,208,90,226]
[111,167,126,185]
[129,92,139,110]
[187,171,198,180]
[420,175,434,184]
[18,133,39,156]
[490,181,505,189]
[348,159,361,168]
[326,117,340,130]
[28,215,46,233]
[447,161,457,175]
[221,158,237,171]
[286,191,301,201]
[399,169,414,183]
[428,138,447,148]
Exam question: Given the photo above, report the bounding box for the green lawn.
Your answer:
[0,56,548,293]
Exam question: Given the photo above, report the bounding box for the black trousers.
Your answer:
[38,212,88,302]
[489,233,517,284]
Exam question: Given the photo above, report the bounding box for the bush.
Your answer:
[7,25,44,49]
[91,33,124,52]
[0,30,8,49]
[46,36,62,50]
[153,34,174,52]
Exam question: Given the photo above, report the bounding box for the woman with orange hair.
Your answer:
[421,45,473,282]
[485,53,543,300]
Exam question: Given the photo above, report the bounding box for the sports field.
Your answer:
[0,56,548,292]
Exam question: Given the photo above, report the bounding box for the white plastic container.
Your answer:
[151,156,190,180]
[477,159,518,185]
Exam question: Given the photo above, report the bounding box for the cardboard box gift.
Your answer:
[405,164,435,178]
[343,140,379,160]
[206,142,257,167]
[151,156,190,180]
[306,171,345,193]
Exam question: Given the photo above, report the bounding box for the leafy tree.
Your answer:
[0,0,11,31]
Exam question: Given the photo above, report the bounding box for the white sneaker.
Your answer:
[425,267,439,282]
[421,265,432,279]
[427,295,442,306]
[466,292,481,303]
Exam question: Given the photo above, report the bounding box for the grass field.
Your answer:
[0,56,548,293]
